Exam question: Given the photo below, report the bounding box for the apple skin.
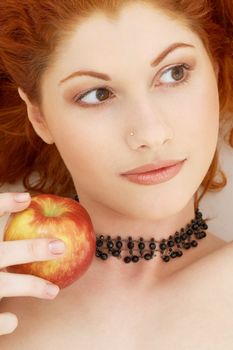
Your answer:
[3,194,96,289]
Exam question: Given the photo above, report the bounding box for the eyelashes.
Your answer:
[157,63,191,88]
[73,63,193,108]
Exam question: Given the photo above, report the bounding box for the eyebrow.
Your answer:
[59,42,195,85]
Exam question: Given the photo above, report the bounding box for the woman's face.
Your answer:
[22,3,219,220]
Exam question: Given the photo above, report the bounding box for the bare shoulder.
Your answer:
[194,234,233,270]
[173,233,233,296]
[186,233,233,276]
[157,236,233,349]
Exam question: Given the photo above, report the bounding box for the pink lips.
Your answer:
[122,159,185,175]
[121,159,186,185]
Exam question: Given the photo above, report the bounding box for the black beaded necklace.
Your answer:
[74,195,208,264]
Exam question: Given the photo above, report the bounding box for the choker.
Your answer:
[74,195,208,264]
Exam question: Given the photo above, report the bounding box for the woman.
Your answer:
[0,0,233,348]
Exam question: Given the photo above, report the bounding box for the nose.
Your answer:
[126,100,174,152]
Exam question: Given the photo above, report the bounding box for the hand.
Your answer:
[0,192,66,335]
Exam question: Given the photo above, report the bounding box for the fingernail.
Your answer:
[14,192,31,203]
[46,283,60,298]
[49,240,66,254]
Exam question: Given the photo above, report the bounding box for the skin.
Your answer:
[18,2,224,291]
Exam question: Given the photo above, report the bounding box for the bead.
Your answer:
[167,240,174,247]
[95,250,101,257]
[96,239,104,247]
[116,240,123,249]
[124,256,132,263]
[138,242,145,250]
[200,231,207,238]
[182,242,191,249]
[174,236,181,243]
[195,231,206,239]
[170,251,177,258]
[132,255,140,263]
[107,241,114,249]
[100,253,108,260]
[181,233,187,240]
[194,231,200,238]
[159,242,167,251]
[149,242,156,250]
[127,241,134,249]
[162,255,170,262]
[144,253,152,260]
[192,223,199,230]
[191,240,198,247]
[186,229,193,236]
[112,249,121,257]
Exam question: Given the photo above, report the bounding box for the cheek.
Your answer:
[177,72,219,188]
[171,71,219,151]
[189,80,219,153]
[47,119,109,179]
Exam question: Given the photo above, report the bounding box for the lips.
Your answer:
[121,159,186,175]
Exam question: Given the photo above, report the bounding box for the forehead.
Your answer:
[47,3,203,77]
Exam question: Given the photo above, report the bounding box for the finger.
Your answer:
[0,238,66,269]
[0,312,18,336]
[0,272,60,299]
[0,192,31,217]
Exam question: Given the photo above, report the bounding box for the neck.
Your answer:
[72,194,210,290]
[75,194,196,241]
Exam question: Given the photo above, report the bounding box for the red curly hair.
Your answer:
[0,0,232,210]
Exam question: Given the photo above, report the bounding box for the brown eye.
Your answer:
[96,88,111,101]
[76,87,113,106]
[171,66,185,81]
[158,64,190,86]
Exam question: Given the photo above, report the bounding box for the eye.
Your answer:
[74,87,114,107]
[157,64,191,87]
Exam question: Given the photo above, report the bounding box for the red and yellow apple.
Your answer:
[3,194,96,289]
